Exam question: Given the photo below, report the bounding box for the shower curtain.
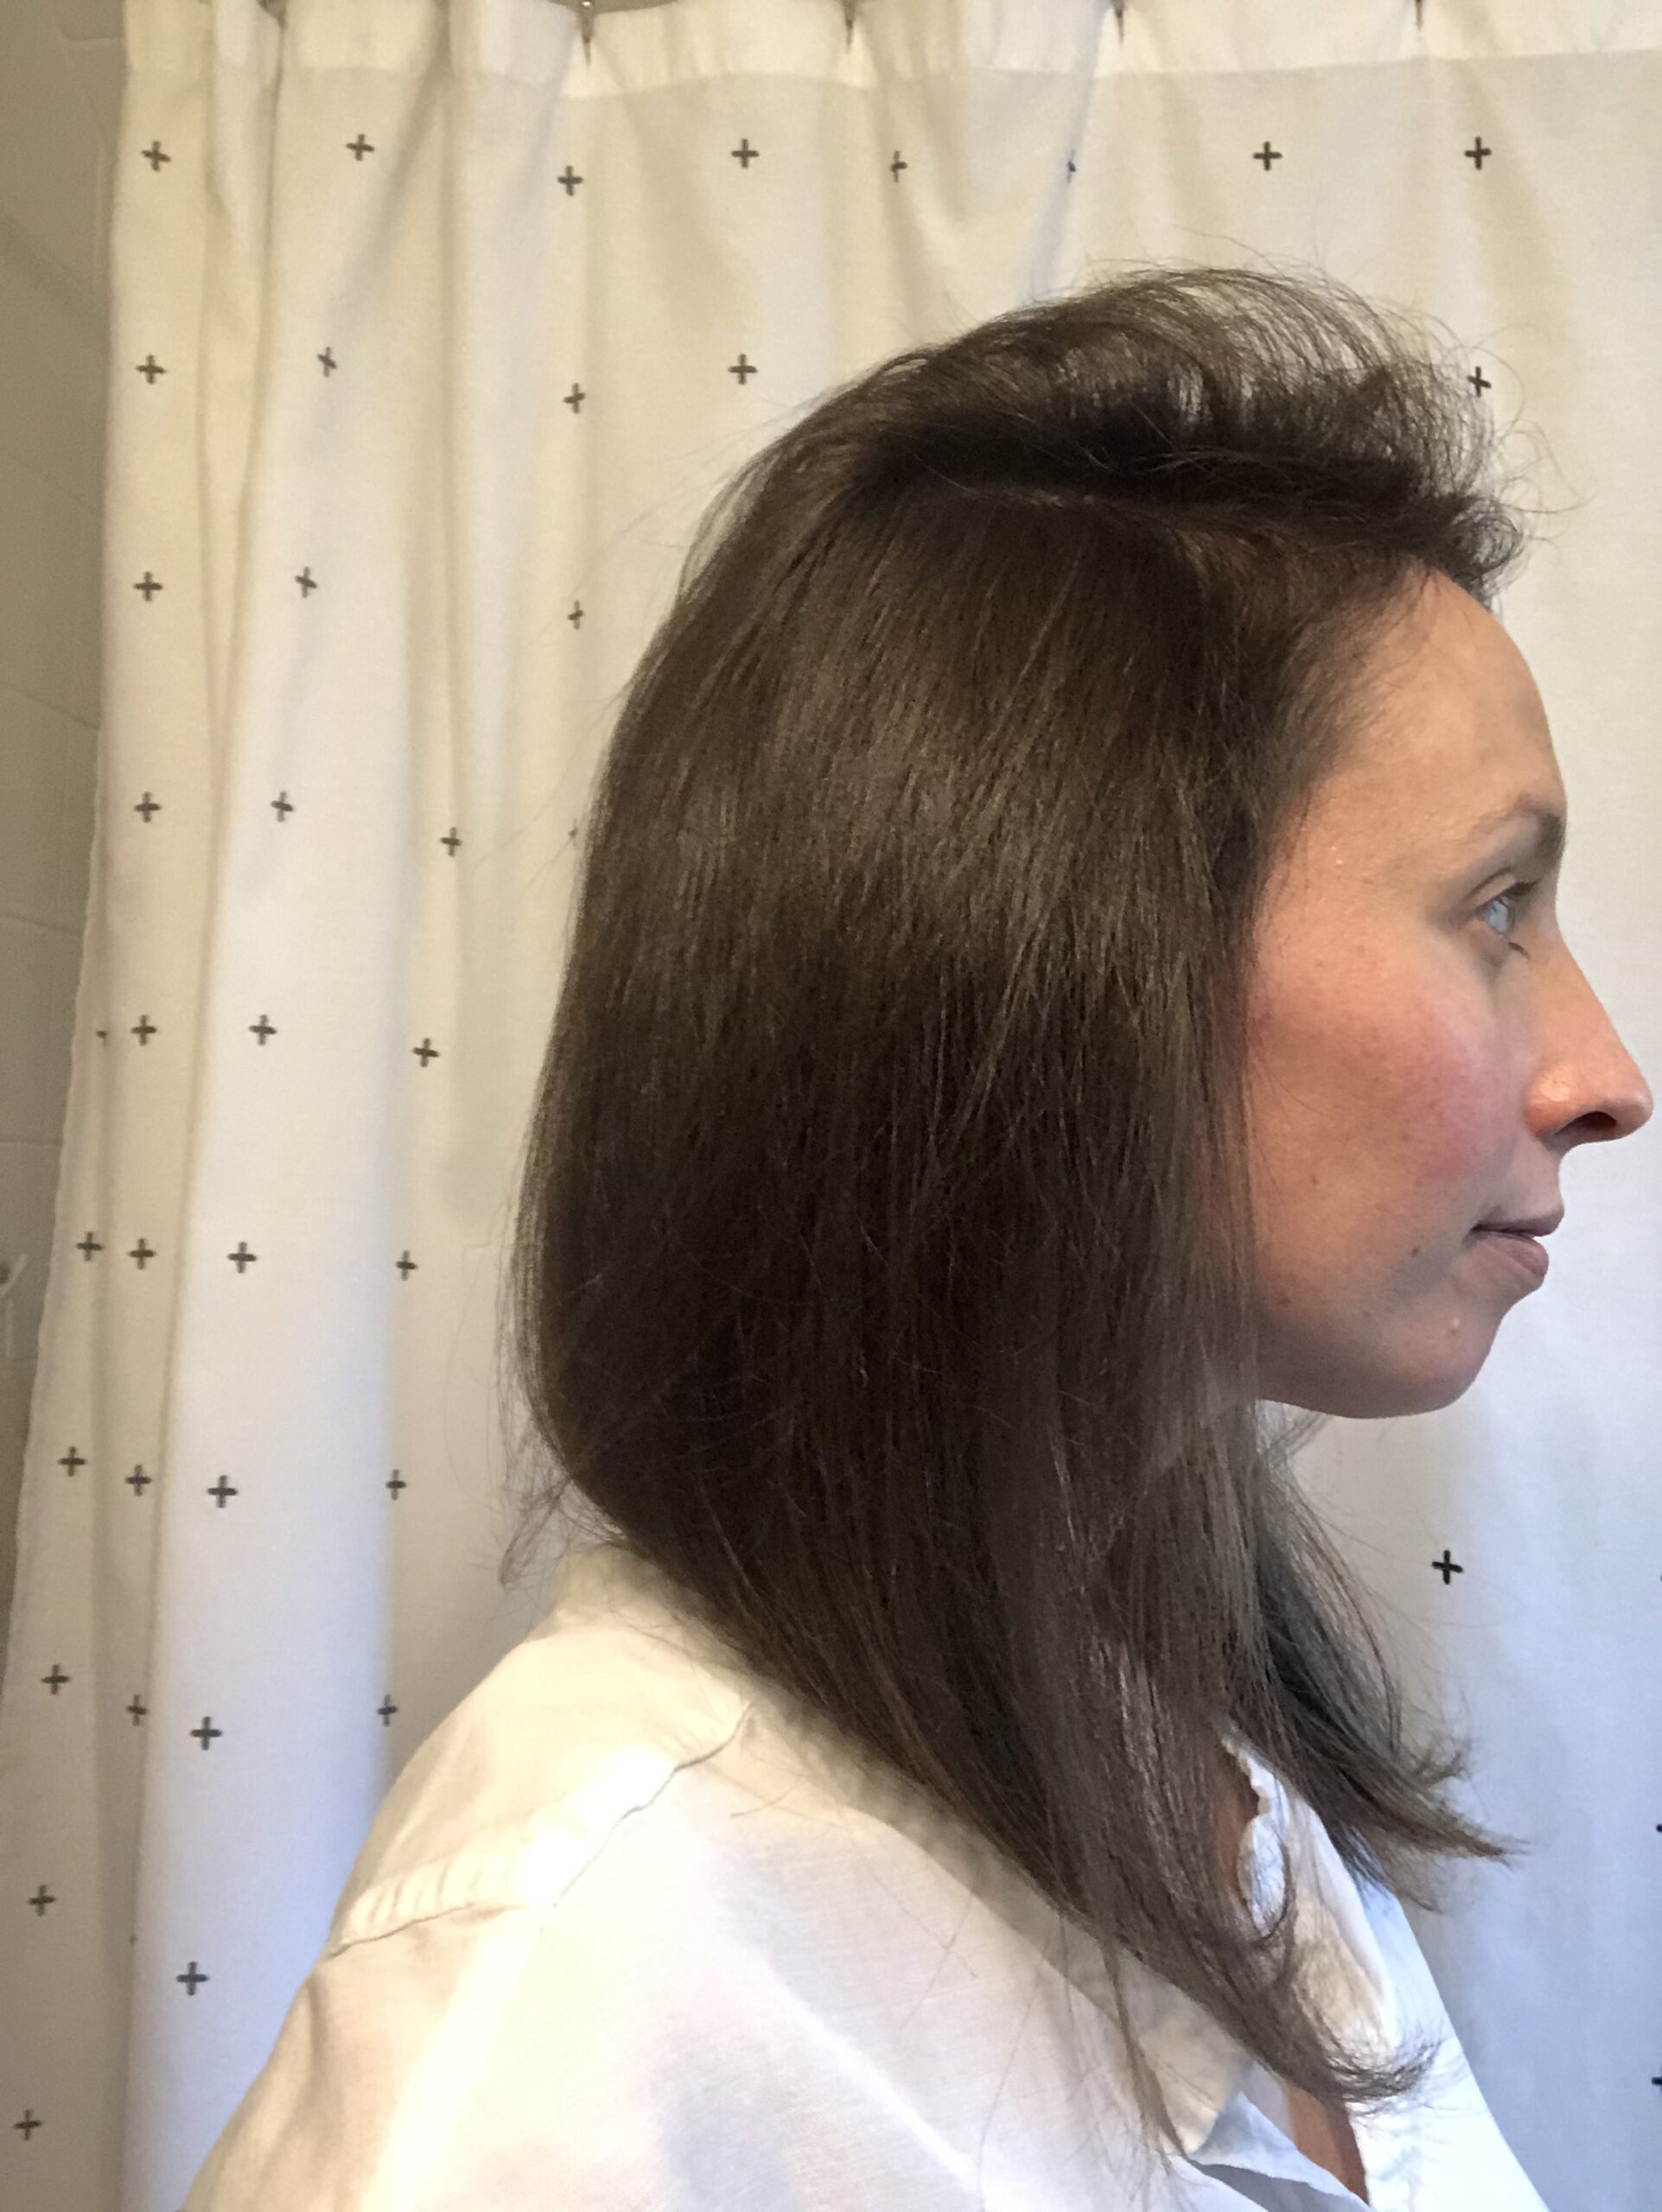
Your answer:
[3,2,1659,2207]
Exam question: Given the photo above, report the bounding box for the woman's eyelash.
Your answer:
[1480,878,1541,948]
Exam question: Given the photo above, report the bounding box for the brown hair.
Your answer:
[497,261,1549,2183]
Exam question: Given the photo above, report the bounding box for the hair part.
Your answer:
[497,260,1548,2185]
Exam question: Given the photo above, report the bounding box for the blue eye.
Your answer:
[1479,880,1538,951]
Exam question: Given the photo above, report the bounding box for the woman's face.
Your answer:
[1245,574,1652,1418]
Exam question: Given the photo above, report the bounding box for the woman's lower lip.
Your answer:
[1471,1228,1550,1285]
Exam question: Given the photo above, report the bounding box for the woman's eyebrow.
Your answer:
[1466,796,1567,874]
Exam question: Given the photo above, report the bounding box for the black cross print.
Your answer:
[568,601,584,628]
[77,1232,102,1258]
[441,829,461,855]
[126,1466,152,1496]
[379,1696,398,1726]
[142,141,170,171]
[396,1251,418,1279]
[207,1476,239,1507]
[178,1961,208,1994]
[190,1717,223,1751]
[1431,1548,1463,1585]
[128,1239,156,1269]
[732,139,759,168]
[132,1015,156,1044]
[14,2109,41,2139]
[889,150,907,181]
[729,354,757,384]
[137,355,165,384]
[557,165,583,195]
[58,1446,86,1478]
[347,135,374,161]
[413,1039,439,1066]
[564,382,586,413]
[135,573,162,600]
[272,792,294,819]
[1468,364,1491,398]
[296,568,318,596]
[127,1694,147,1725]
[28,1886,54,1916]
[320,347,337,375]
[42,1665,68,1694]
[386,1469,407,1498]
[227,1242,257,1274]
[136,792,160,820]
[252,1016,275,1044]
[1248,133,1489,177]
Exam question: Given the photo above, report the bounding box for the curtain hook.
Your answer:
[554,0,683,64]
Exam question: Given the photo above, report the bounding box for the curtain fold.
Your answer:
[2,3,1659,2206]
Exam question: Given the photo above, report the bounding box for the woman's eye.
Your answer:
[1478,880,1538,948]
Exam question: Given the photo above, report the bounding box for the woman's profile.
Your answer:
[185,262,1651,2211]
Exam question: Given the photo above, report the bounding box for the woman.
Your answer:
[186,264,1650,2209]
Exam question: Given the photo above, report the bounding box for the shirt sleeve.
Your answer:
[181,1889,1016,2212]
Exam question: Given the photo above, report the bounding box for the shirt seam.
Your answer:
[323,1702,758,1959]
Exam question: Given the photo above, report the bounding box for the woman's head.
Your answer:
[499,263,1636,2174]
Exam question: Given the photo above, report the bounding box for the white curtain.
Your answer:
[3,1,1659,2207]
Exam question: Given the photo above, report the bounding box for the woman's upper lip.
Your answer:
[1478,1212,1563,1237]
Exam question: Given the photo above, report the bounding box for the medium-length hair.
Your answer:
[499,261,1545,2182]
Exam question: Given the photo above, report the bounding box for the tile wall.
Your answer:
[0,0,123,1653]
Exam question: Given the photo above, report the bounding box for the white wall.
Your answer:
[0,0,123,1649]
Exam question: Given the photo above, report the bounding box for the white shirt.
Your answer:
[184,1539,1551,2210]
